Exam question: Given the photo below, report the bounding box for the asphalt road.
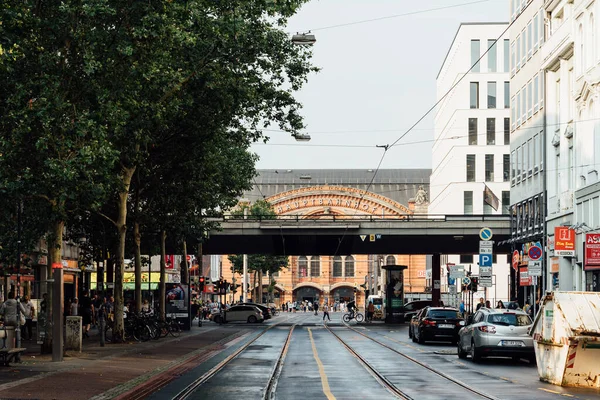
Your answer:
[148,312,600,400]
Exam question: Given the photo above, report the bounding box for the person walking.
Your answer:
[0,292,26,328]
[314,302,319,316]
[367,301,375,323]
[496,300,505,309]
[80,290,94,338]
[476,297,485,311]
[21,295,35,340]
[322,304,331,322]
[70,298,79,316]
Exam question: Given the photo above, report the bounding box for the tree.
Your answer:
[228,200,288,302]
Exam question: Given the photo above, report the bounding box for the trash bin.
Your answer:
[0,326,16,350]
[530,291,600,388]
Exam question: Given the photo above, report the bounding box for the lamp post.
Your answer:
[15,201,22,356]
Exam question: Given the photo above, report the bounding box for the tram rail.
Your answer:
[325,322,500,400]
[172,323,296,400]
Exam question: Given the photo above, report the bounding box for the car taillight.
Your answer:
[477,325,496,334]
[422,319,436,326]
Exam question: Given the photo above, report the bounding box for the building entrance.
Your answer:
[293,286,321,303]
[586,271,600,292]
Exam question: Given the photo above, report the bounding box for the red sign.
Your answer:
[555,227,575,256]
[52,262,62,269]
[585,233,600,270]
[165,255,175,269]
[528,245,543,261]
[519,266,532,286]
[512,250,520,271]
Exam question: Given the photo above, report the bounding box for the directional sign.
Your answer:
[449,265,465,279]
[528,245,543,261]
[462,277,471,286]
[479,240,493,254]
[479,276,493,287]
[479,254,492,267]
[479,227,493,241]
[528,260,542,276]
[479,266,492,278]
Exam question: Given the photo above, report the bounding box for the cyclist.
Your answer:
[347,300,357,318]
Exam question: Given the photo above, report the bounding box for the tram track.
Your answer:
[173,323,296,400]
[325,322,500,400]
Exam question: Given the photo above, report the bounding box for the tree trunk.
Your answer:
[160,230,167,320]
[43,219,64,354]
[134,221,142,313]
[181,240,189,285]
[252,271,257,302]
[257,269,263,304]
[114,166,135,342]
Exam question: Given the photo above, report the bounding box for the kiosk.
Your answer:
[382,265,408,323]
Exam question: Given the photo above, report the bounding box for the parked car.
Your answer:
[210,305,264,324]
[402,300,433,322]
[412,307,464,344]
[241,302,272,320]
[408,307,428,339]
[457,308,534,363]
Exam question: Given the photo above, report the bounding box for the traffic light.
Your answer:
[199,276,205,292]
[469,277,479,291]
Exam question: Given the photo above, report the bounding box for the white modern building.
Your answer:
[507,0,546,304]
[541,0,600,292]
[431,23,511,305]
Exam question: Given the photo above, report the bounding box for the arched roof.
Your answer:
[292,282,323,291]
[330,282,356,291]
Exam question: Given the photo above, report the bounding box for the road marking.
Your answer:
[308,328,336,400]
[539,388,561,394]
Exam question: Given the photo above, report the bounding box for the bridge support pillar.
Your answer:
[432,254,441,306]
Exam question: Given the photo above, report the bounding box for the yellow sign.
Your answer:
[369,234,375,242]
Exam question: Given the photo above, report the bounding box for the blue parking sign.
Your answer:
[479,254,492,267]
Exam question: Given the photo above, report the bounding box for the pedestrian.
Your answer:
[367,301,375,323]
[97,296,108,347]
[523,301,531,315]
[80,290,94,338]
[459,301,465,316]
[496,300,505,309]
[70,298,79,316]
[485,300,491,308]
[21,295,35,340]
[141,299,153,316]
[314,302,319,316]
[322,305,331,322]
[0,292,26,328]
[476,297,485,311]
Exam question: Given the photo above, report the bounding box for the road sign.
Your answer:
[479,240,493,254]
[479,254,492,267]
[479,266,492,277]
[462,277,471,286]
[369,234,375,242]
[360,235,367,241]
[449,265,465,279]
[528,260,542,276]
[528,245,543,261]
[479,227,493,241]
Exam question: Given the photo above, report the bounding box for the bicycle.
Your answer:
[343,309,364,323]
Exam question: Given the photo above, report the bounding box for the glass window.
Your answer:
[504,81,510,108]
[511,150,516,183]
[483,192,494,214]
[311,256,320,277]
[488,39,497,72]
[534,13,540,51]
[519,145,524,178]
[511,97,516,130]
[521,29,527,65]
[345,256,354,277]
[527,81,533,118]
[527,21,533,58]
[511,41,516,75]
[485,154,494,181]
[333,256,342,277]
[528,138,533,174]
[469,118,478,145]
[470,82,479,109]
[486,118,495,145]
[503,154,510,182]
[534,75,539,113]
[502,191,510,214]
[464,191,473,214]
[539,10,545,44]
[299,256,308,277]
[487,82,496,108]
[516,91,521,125]
[504,39,510,72]
[504,118,510,145]
[516,36,521,69]
[533,134,539,173]
[520,90,526,122]
[471,40,480,72]
[467,154,476,182]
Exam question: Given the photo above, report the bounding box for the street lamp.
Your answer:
[291,32,316,46]
[292,133,311,142]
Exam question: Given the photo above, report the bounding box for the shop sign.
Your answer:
[519,266,532,286]
[585,233,600,270]
[550,257,559,273]
[554,227,575,257]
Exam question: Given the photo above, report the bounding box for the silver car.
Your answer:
[457,308,535,363]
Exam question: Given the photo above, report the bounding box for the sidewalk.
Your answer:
[0,320,247,399]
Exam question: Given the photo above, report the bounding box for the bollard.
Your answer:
[99,318,105,347]
[65,316,82,352]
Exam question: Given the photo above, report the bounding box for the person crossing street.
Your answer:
[322,303,330,322]
[314,302,319,316]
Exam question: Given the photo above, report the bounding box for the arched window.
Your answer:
[345,256,355,277]
[386,255,396,265]
[298,256,308,277]
[590,14,596,65]
[333,256,343,277]
[310,256,320,277]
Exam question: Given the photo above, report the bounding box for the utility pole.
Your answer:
[243,207,248,302]
[15,201,22,357]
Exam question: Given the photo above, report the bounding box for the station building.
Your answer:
[222,169,431,309]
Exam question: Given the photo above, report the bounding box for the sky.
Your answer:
[251,0,509,170]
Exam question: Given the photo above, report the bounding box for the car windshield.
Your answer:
[428,310,459,319]
[488,313,531,326]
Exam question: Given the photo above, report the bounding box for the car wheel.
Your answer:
[248,315,257,323]
[418,330,425,344]
[213,316,222,324]
[457,339,467,359]
[528,355,536,364]
[470,340,481,362]
[408,327,413,339]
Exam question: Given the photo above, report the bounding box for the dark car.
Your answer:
[241,302,272,320]
[408,307,428,339]
[412,307,464,344]
[402,300,433,322]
